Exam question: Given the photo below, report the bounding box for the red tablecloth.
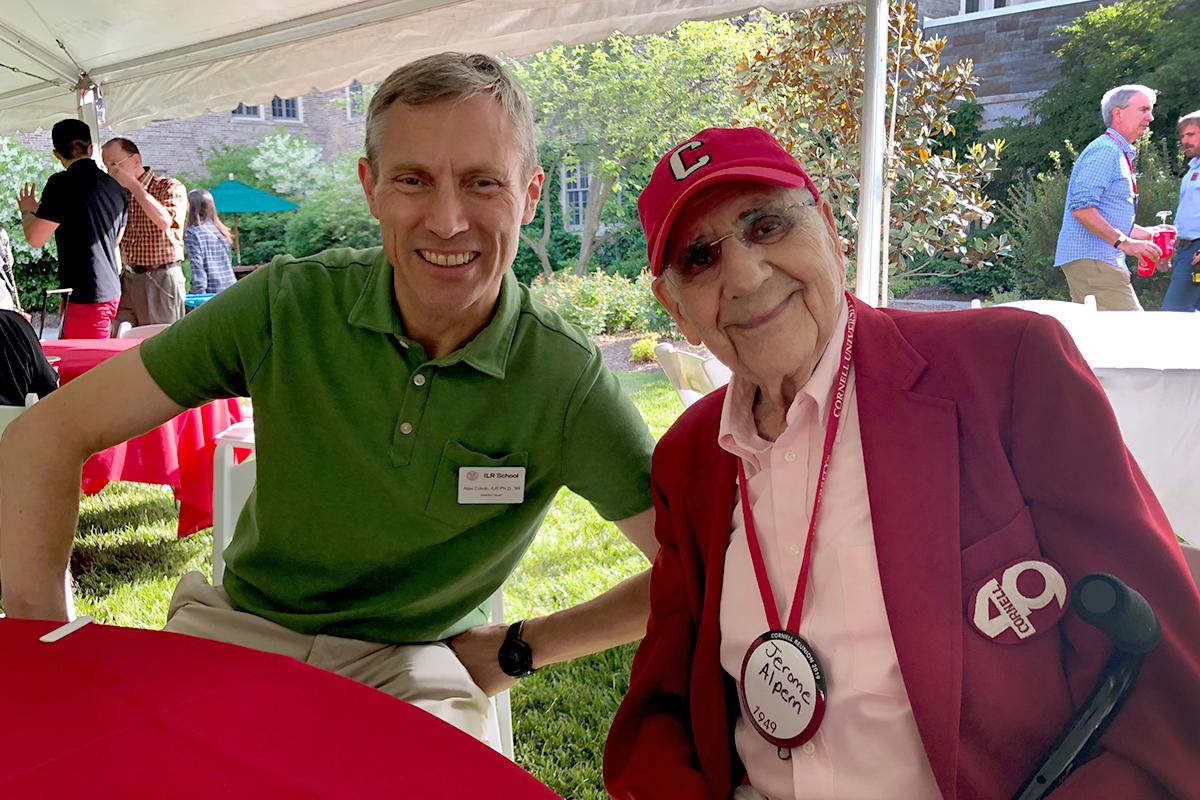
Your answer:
[41,339,243,536]
[0,618,561,799]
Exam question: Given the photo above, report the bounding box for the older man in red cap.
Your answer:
[604,127,1200,799]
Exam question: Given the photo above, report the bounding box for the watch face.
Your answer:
[499,640,534,677]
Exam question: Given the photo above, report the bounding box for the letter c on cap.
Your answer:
[669,141,710,181]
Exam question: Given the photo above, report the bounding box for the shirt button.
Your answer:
[783,450,797,463]
[412,374,426,387]
[802,742,816,755]
[788,544,801,556]
[399,422,413,435]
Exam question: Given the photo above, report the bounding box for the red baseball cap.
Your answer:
[638,127,821,276]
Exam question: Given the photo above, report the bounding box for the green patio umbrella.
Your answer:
[208,176,300,264]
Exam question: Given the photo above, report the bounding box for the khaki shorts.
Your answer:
[164,571,491,739]
[1059,258,1142,311]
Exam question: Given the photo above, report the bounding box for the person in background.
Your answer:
[184,189,236,295]
[0,225,20,312]
[0,310,57,406]
[15,118,126,339]
[1052,84,1172,310]
[1160,109,1200,312]
[100,137,188,327]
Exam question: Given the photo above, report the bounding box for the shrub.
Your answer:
[528,271,666,336]
[250,130,330,201]
[284,152,380,258]
[0,138,60,305]
[629,335,659,364]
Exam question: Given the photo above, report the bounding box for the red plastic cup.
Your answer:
[1138,226,1177,276]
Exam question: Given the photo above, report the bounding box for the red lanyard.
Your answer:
[1105,131,1138,198]
[736,298,857,634]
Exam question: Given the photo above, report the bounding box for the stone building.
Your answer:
[922,0,1103,127]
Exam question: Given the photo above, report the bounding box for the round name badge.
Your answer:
[739,630,827,749]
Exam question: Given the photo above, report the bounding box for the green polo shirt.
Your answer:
[141,246,654,643]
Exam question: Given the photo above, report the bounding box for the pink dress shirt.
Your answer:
[717,302,941,800]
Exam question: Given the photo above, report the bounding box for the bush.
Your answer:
[629,335,659,364]
[528,271,668,336]
[250,130,330,201]
[283,152,380,258]
[0,137,59,304]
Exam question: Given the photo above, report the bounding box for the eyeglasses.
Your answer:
[105,152,134,172]
[663,201,813,287]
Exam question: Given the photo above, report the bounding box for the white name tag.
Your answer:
[458,466,525,504]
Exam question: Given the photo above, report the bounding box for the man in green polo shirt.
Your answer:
[0,53,657,740]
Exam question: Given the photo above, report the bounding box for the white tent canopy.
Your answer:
[0,0,847,134]
[0,0,884,303]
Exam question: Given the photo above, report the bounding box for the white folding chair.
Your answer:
[0,393,77,620]
[210,420,514,759]
[116,322,171,339]
[654,342,728,408]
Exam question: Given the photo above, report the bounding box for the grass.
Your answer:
[5,370,684,799]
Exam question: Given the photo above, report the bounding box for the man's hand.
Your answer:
[447,622,519,697]
[17,183,39,214]
[1193,249,1200,268]
[111,166,142,192]
[1120,238,1161,262]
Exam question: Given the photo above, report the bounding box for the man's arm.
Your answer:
[1069,207,1161,261]
[113,172,178,233]
[0,350,184,619]
[448,507,656,696]
[17,183,57,248]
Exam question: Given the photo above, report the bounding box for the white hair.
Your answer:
[1101,84,1156,127]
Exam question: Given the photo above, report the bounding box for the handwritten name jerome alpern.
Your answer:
[756,640,814,715]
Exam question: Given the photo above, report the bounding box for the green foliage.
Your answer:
[995,0,1200,187]
[512,17,782,274]
[629,335,659,364]
[283,151,380,258]
[177,141,263,190]
[0,137,60,303]
[529,271,669,335]
[738,1,1010,287]
[998,136,1179,304]
[250,129,331,201]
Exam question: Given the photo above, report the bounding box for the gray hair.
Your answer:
[1101,84,1156,127]
[1179,110,1200,135]
[364,52,537,178]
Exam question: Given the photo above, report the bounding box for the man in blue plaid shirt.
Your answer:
[1054,84,1169,310]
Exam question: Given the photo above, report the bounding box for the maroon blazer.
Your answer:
[605,299,1200,799]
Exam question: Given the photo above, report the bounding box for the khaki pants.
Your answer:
[115,265,186,327]
[1060,258,1143,311]
[164,572,491,739]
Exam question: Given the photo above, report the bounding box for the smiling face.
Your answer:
[357,94,543,348]
[1112,91,1155,142]
[652,181,845,389]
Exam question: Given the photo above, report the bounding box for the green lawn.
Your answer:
[18,369,683,799]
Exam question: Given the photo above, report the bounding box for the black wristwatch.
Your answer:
[498,619,537,678]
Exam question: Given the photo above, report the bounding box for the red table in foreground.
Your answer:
[40,339,243,536]
[0,619,561,799]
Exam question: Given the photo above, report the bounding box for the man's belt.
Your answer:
[1178,237,1198,248]
[127,262,181,274]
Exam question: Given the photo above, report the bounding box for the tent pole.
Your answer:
[77,75,104,168]
[855,0,888,307]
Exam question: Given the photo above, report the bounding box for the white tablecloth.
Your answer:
[997,302,1200,543]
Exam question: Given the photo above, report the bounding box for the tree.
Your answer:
[736,1,1010,294]
[997,0,1200,186]
[249,129,331,201]
[510,18,780,275]
[0,137,59,303]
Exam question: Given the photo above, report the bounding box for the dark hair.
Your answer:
[103,137,140,157]
[50,119,92,159]
[185,189,232,242]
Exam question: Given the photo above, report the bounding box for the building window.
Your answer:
[963,0,979,11]
[993,0,1006,6]
[346,80,367,121]
[231,103,263,120]
[270,96,302,121]
[562,162,590,230]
